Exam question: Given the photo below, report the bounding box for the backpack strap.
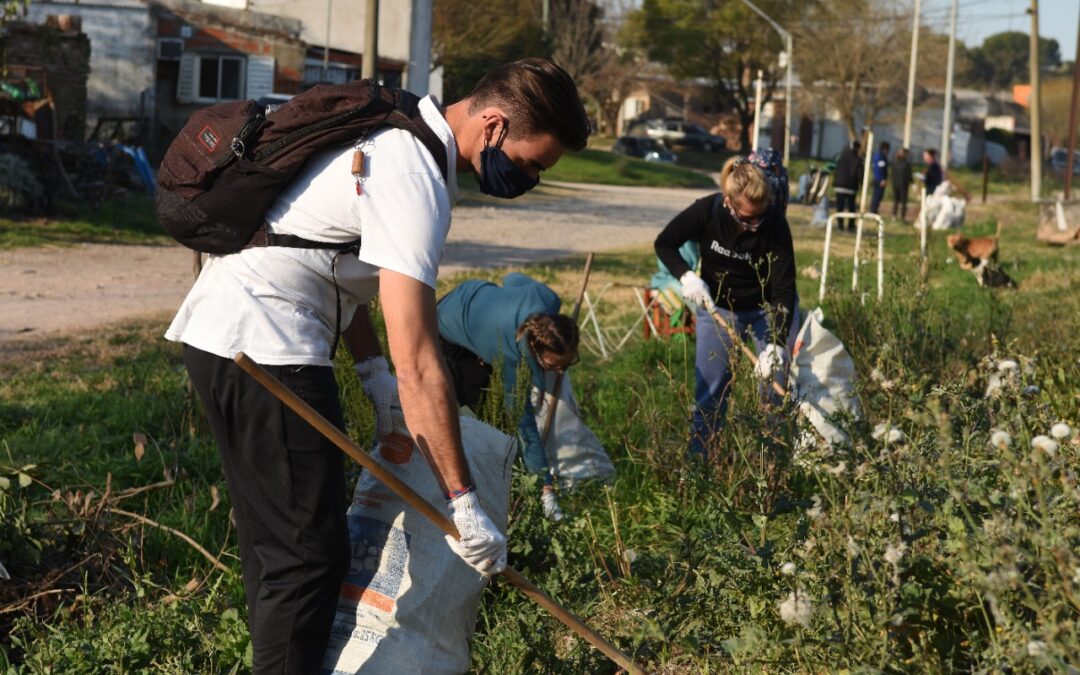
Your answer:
[388,89,450,182]
[244,225,361,252]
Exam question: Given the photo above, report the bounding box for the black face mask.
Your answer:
[476,127,539,199]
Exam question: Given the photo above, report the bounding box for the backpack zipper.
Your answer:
[253,82,390,165]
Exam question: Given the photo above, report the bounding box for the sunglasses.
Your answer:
[534,348,580,374]
[725,200,767,228]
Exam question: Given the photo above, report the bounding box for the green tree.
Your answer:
[432,0,549,103]
[626,0,806,152]
[967,31,1062,89]
[1042,77,1076,148]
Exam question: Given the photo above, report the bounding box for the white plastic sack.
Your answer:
[322,413,516,674]
[791,308,862,448]
[531,371,615,488]
[919,181,966,231]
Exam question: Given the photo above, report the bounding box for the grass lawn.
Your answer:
[0,194,168,249]
[2,177,1079,671]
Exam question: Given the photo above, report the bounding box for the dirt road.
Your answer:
[0,181,713,344]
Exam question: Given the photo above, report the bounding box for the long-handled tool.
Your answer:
[540,252,595,445]
[700,297,787,399]
[233,351,647,675]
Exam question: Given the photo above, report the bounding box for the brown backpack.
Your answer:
[155,80,449,254]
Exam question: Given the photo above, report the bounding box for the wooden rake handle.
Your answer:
[541,252,595,445]
[700,300,788,399]
[232,352,647,675]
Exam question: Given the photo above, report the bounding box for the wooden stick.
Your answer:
[232,352,647,675]
[701,299,787,399]
[541,252,595,445]
[106,507,229,573]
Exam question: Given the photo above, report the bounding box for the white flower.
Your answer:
[889,512,900,523]
[985,373,1003,398]
[997,359,1019,373]
[825,461,847,476]
[781,562,797,576]
[1050,423,1072,440]
[622,548,638,566]
[1031,435,1059,456]
[884,542,907,566]
[846,536,861,556]
[777,589,813,628]
[872,423,903,444]
[806,494,824,519]
[989,430,1012,450]
[1026,640,1047,657]
[1072,567,1080,586]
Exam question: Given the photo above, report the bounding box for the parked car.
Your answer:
[612,136,677,163]
[1050,146,1080,175]
[644,119,726,152]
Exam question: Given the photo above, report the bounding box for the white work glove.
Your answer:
[679,270,712,308]
[355,356,399,437]
[446,491,507,576]
[541,489,565,522]
[754,343,787,381]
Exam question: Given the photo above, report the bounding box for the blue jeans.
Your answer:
[690,303,799,458]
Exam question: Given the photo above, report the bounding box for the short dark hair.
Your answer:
[880,141,890,151]
[925,148,938,158]
[467,58,590,151]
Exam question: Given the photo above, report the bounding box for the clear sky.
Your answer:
[918,0,1078,60]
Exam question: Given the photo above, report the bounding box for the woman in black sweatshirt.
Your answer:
[654,156,799,458]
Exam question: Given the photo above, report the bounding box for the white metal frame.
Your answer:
[819,211,885,303]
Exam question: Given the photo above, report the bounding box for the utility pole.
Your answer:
[1065,3,1080,200]
[407,0,433,96]
[1029,0,1042,201]
[740,0,792,163]
[941,0,958,168]
[322,0,332,81]
[903,0,921,149]
[362,0,379,81]
[752,70,764,152]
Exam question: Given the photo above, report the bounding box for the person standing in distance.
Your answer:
[891,147,913,221]
[832,140,861,232]
[166,58,590,674]
[869,140,890,215]
[437,273,580,521]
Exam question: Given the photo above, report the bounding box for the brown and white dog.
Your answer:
[946,223,1017,289]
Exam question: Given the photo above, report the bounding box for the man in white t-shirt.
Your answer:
[167,58,590,674]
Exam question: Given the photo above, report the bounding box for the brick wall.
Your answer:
[1,22,90,140]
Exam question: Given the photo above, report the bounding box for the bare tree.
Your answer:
[793,0,914,141]
[550,0,642,136]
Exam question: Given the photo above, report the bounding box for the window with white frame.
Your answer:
[196,55,245,102]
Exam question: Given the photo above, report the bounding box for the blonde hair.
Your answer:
[720,157,771,206]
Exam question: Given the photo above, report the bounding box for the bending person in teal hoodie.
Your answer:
[437,273,579,521]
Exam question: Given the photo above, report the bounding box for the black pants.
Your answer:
[184,345,349,675]
[892,185,909,220]
[439,337,493,409]
[835,191,856,230]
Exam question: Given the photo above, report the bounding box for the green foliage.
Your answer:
[0,153,44,213]
[0,194,167,249]
[1,205,1078,671]
[543,148,716,188]
[967,31,1062,89]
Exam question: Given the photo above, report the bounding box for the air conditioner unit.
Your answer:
[158,38,184,61]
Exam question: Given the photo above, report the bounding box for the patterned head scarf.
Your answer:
[747,148,789,215]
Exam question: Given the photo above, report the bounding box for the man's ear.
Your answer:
[476,106,509,144]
